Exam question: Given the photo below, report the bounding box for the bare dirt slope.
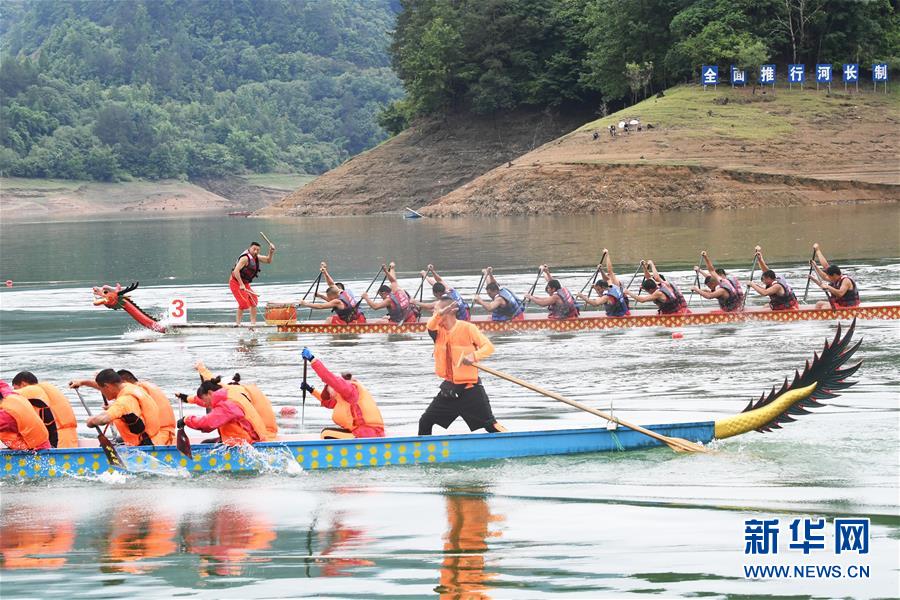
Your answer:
[420,85,899,216]
[258,109,591,216]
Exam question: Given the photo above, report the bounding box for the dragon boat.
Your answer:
[92,282,899,334]
[2,322,861,481]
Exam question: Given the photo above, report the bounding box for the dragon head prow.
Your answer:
[92,282,140,309]
[714,320,862,440]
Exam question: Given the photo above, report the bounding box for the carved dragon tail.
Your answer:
[714,319,862,439]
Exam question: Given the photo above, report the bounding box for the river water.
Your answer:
[1,204,898,598]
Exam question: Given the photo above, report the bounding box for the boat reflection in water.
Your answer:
[183,505,277,577]
[0,507,75,570]
[104,505,178,574]
[437,487,504,599]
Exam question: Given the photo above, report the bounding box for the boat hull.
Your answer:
[2,422,713,481]
[266,302,899,334]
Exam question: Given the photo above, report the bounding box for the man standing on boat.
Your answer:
[690,251,744,313]
[625,260,690,315]
[361,262,420,323]
[419,297,507,436]
[299,262,366,324]
[412,265,471,321]
[523,265,579,319]
[576,250,630,317]
[230,240,275,326]
[300,347,385,439]
[473,267,525,321]
[808,243,860,309]
[748,246,799,311]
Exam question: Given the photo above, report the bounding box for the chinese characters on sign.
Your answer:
[872,63,889,92]
[701,65,719,88]
[730,66,746,87]
[759,64,776,86]
[744,517,870,555]
[788,64,804,88]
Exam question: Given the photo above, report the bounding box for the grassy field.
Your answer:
[577,83,899,141]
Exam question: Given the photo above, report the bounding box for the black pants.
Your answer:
[418,380,500,435]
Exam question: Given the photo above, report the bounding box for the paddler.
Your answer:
[69,370,177,446]
[10,371,79,448]
[412,265,471,320]
[473,267,525,321]
[78,369,164,446]
[625,260,691,315]
[179,376,268,445]
[690,251,744,313]
[361,262,420,323]
[523,265,580,319]
[575,250,630,317]
[298,262,366,324]
[230,240,275,326]
[419,297,506,436]
[808,243,860,309]
[299,347,385,439]
[193,361,278,441]
[0,379,51,450]
[748,246,799,311]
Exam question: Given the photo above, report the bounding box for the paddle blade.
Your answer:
[664,437,709,453]
[96,430,126,468]
[176,427,193,459]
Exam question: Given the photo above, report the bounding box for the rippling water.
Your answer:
[1,207,898,598]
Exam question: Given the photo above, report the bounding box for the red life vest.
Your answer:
[716,278,742,312]
[549,287,579,319]
[769,275,798,310]
[235,252,259,284]
[334,290,360,322]
[388,290,418,323]
[834,276,860,307]
[654,282,686,314]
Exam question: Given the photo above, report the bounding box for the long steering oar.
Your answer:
[802,247,817,303]
[73,388,127,468]
[741,254,759,310]
[472,363,708,453]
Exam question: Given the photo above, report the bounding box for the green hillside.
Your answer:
[0,0,403,181]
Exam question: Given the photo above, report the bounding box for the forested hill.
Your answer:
[0,0,403,181]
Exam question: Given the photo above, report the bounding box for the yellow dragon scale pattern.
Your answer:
[713,382,818,439]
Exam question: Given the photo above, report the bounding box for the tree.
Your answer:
[624,61,653,105]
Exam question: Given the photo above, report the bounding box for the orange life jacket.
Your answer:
[432,320,489,385]
[16,383,79,448]
[219,387,268,445]
[136,381,176,446]
[234,383,278,441]
[111,384,161,446]
[0,393,50,450]
[328,380,384,431]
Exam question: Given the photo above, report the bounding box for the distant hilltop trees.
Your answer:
[0,0,403,181]
[379,0,898,133]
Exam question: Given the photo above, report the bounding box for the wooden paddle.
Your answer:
[175,394,192,459]
[73,388,127,468]
[687,253,702,307]
[472,363,708,453]
[471,270,486,307]
[307,271,322,321]
[522,267,543,309]
[298,271,323,316]
[353,266,388,313]
[741,254,759,310]
[301,357,308,429]
[802,247,817,302]
[259,231,275,248]
[625,261,644,292]
[579,250,608,301]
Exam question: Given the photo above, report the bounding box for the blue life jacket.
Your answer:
[444,288,470,320]
[603,285,630,317]
[492,288,524,321]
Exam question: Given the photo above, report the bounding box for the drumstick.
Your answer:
[259,232,275,248]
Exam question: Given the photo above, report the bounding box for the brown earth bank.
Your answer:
[257,107,593,217]
[419,85,899,216]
